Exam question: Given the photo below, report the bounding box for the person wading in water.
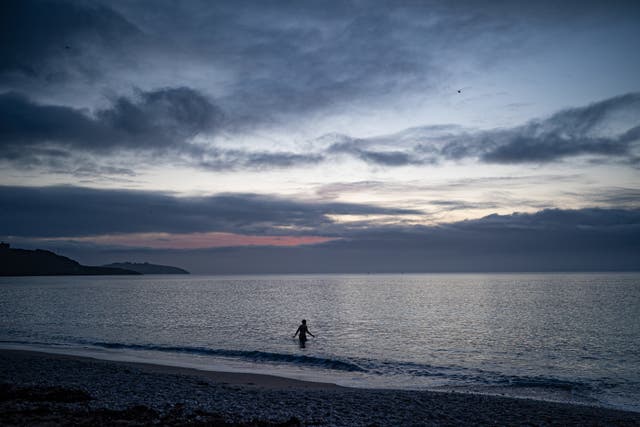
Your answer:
[293,319,314,348]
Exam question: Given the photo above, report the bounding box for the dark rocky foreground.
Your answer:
[0,383,300,426]
[1,350,640,426]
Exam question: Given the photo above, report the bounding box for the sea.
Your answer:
[1,273,638,411]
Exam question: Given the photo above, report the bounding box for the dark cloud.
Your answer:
[353,150,420,166]
[0,185,420,238]
[0,142,138,180]
[111,0,638,120]
[0,90,326,172]
[313,177,564,199]
[579,187,640,208]
[113,1,443,117]
[0,91,105,148]
[10,0,631,124]
[197,149,324,171]
[328,139,426,166]
[435,93,640,164]
[476,93,640,163]
[0,88,222,151]
[96,88,223,149]
[0,0,141,80]
[479,127,639,163]
[31,207,640,274]
[334,93,640,166]
[244,151,324,168]
[426,200,499,211]
[453,208,640,231]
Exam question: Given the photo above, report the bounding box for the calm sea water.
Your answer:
[1,273,638,411]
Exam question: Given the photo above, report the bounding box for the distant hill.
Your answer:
[0,244,139,276]
[102,262,189,274]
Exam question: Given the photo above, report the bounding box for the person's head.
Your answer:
[302,319,306,324]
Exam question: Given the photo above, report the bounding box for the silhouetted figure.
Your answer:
[293,319,314,348]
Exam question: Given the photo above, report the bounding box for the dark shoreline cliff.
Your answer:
[0,244,139,276]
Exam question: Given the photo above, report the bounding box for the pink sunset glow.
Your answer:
[48,232,337,250]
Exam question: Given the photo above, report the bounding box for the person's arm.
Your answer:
[293,326,300,338]
[308,328,315,338]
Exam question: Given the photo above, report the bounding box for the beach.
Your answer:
[1,350,639,426]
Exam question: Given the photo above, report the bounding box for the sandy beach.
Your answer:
[1,349,639,426]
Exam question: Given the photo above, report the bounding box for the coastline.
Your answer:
[2,349,639,426]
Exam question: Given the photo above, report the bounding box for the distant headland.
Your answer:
[0,243,188,276]
[102,262,189,275]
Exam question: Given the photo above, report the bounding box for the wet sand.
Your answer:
[1,349,639,426]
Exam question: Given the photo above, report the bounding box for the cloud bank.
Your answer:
[0,185,419,238]
[24,206,640,273]
[0,88,221,151]
[1,91,638,175]
[330,93,640,166]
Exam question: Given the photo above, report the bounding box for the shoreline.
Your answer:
[3,348,344,391]
[2,349,640,426]
[2,343,636,411]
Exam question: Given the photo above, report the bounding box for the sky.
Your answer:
[1,0,639,273]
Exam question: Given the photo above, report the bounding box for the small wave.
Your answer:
[496,376,591,392]
[0,339,617,397]
[374,358,596,393]
[87,341,367,372]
